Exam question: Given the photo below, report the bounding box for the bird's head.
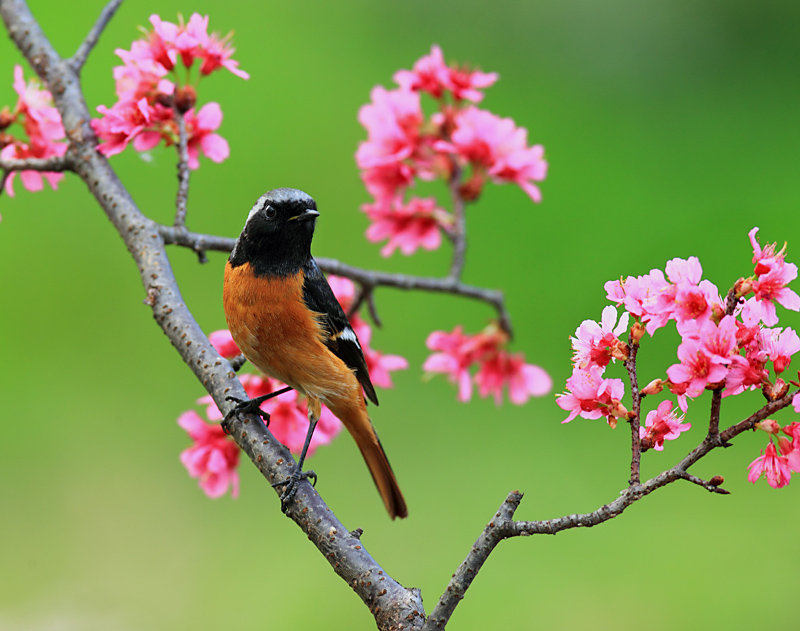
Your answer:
[230,188,320,276]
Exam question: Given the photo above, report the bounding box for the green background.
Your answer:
[1,1,798,629]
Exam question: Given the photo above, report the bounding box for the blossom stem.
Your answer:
[447,164,467,280]
[69,0,125,73]
[625,341,642,486]
[707,389,723,440]
[173,107,191,229]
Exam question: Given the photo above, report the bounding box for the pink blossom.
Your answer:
[12,65,64,142]
[604,269,669,324]
[793,392,800,413]
[91,97,154,157]
[747,442,792,488]
[393,45,498,103]
[677,315,738,365]
[735,298,763,349]
[666,338,728,398]
[556,365,626,426]
[748,227,800,326]
[393,45,452,99]
[474,352,552,405]
[198,31,250,78]
[208,329,241,359]
[112,51,172,101]
[435,106,547,202]
[363,196,446,257]
[424,326,475,401]
[356,87,426,202]
[178,409,240,498]
[761,327,800,374]
[724,354,768,396]
[638,399,691,451]
[1,140,67,197]
[446,65,499,103]
[571,305,630,370]
[184,102,229,168]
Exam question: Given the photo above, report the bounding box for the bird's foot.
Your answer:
[221,395,272,434]
[272,467,317,511]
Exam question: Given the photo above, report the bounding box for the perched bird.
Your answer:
[223,188,408,519]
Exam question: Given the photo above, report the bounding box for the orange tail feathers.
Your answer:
[331,401,408,519]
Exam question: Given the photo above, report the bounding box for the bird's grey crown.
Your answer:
[245,187,316,225]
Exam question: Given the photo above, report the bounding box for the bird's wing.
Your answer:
[302,259,378,406]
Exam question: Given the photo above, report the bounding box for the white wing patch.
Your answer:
[339,326,361,349]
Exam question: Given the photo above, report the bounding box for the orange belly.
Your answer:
[222,261,360,406]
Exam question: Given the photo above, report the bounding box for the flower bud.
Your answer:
[773,378,789,399]
[174,85,197,114]
[778,436,793,455]
[755,419,780,434]
[708,475,724,487]
[459,171,485,202]
[630,321,646,345]
[734,277,753,297]
[641,378,664,396]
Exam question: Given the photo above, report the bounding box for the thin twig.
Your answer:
[447,165,467,280]
[69,0,125,72]
[625,341,642,485]
[707,389,723,440]
[0,169,9,197]
[678,471,730,494]
[0,155,72,172]
[173,106,191,228]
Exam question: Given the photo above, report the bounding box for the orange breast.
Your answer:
[223,261,360,405]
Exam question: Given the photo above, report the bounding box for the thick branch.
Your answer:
[69,0,124,72]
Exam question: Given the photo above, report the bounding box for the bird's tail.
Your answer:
[331,400,408,519]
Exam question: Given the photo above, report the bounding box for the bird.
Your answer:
[222,187,408,519]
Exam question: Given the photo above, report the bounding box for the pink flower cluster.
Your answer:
[559,227,800,465]
[558,307,632,428]
[748,421,800,488]
[424,323,552,405]
[178,276,407,498]
[0,65,68,198]
[90,14,247,164]
[357,45,547,257]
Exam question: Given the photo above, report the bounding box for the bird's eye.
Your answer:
[265,205,277,219]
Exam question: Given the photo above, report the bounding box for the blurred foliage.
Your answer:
[1,1,798,629]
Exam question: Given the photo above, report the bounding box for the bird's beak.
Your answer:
[289,209,320,222]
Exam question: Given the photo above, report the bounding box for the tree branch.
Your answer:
[69,0,124,72]
[0,155,73,172]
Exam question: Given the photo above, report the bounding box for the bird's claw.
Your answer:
[272,467,317,511]
[222,395,271,434]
